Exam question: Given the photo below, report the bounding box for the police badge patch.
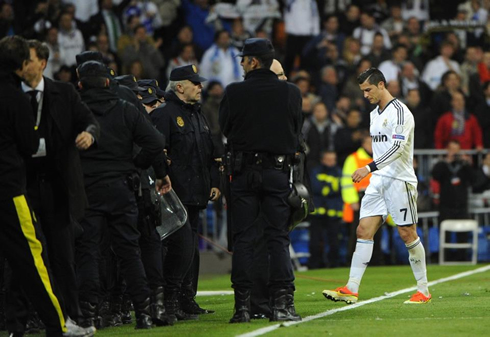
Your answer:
[177,116,185,127]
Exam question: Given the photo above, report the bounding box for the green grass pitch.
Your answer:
[16,264,490,337]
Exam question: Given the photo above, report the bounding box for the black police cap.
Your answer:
[76,51,103,66]
[115,75,145,92]
[140,86,159,104]
[237,38,275,57]
[169,65,207,83]
[138,79,166,98]
[78,61,109,79]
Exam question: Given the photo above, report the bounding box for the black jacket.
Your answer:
[0,69,39,199]
[219,68,302,154]
[26,77,99,220]
[151,91,219,208]
[80,88,164,188]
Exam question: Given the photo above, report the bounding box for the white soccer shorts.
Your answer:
[359,175,418,226]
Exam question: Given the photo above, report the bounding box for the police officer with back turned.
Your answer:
[219,38,303,323]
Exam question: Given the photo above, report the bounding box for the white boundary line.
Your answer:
[237,265,490,337]
[197,290,234,296]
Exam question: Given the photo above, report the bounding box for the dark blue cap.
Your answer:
[140,86,159,104]
[76,51,103,66]
[78,61,109,79]
[237,38,274,57]
[169,65,207,83]
[115,75,145,92]
[138,79,166,98]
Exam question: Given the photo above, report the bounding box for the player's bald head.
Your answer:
[270,59,287,81]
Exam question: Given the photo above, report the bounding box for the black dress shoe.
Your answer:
[135,314,152,329]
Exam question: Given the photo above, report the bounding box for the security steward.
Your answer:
[219,38,303,323]
[151,65,220,322]
[76,60,168,330]
[0,35,79,337]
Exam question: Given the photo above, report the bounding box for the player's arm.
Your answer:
[368,106,414,172]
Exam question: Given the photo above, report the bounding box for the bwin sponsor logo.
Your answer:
[371,133,388,142]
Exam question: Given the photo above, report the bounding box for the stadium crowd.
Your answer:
[2,0,490,334]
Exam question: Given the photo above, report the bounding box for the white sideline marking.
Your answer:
[197,290,234,296]
[237,265,490,337]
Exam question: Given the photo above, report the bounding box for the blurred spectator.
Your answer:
[460,45,483,96]
[431,140,474,261]
[338,4,360,36]
[399,61,431,103]
[168,25,203,61]
[23,1,53,40]
[128,59,144,79]
[404,17,423,61]
[422,40,461,92]
[166,43,198,80]
[430,70,463,121]
[321,0,352,18]
[473,152,490,194]
[405,89,433,149]
[401,0,430,21]
[331,94,351,124]
[62,0,99,23]
[202,81,225,157]
[303,102,339,170]
[283,0,320,76]
[366,0,389,24]
[469,49,490,102]
[318,65,339,113]
[386,80,401,98]
[321,43,348,89]
[199,30,242,88]
[308,151,343,269]
[352,10,391,56]
[342,57,372,110]
[378,44,408,83]
[334,108,363,166]
[54,64,73,83]
[123,0,163,36]
[121,24,164,79]
[230,18,252,51]
[96,33,121,70]
[434,91,484,150]
[294,75,320,117]
[474,81,490,148]
[88,0,124,52]
[365,32,391,68]
[181,0,215,51]
[342,37,362,73]
[117,14,143,55]
[445,31,465,63]
[303,15,346,69]
[381,3,404,40]
[459,0,489,23]
[44,26,62,79]
[58,11,85,67]
[61,2,88,39]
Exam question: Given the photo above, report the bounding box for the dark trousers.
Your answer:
[284,34,314,77]
[230,168,294,292]
[0,195,66,337]
[182,206,202,297]
[76,180,150,306]
[137,189,164,291]
[250,216,270,315]
[308,216,342,269]
[28,178,81,320]
[162,207,195,293]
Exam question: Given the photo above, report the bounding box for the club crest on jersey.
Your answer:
[371,132,388,142]
[383,119,388,127]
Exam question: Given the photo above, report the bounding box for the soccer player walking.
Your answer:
[323,68,431,304]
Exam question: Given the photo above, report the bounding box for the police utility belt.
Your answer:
[231,152,294,172]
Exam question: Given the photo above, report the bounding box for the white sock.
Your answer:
[406,237,429,296]
[346,239,373,293]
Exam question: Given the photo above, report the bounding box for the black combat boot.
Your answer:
[229,289,251,323]
[120,295,132,324]
[79,301,97,328]
[109,298,123,327]
[134,298,153,329]
[164,291,198,323]
[270,289,301,322]
[180,284,215,315]
[150,287,173,326]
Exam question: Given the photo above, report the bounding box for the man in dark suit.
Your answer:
[7,39,99,331]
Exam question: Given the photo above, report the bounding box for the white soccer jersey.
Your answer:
[369,98,417,185]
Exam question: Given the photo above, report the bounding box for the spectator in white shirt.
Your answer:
[378,44,408,83]
[352,10,391,56]
[57,11,85,67]
[422,41,461,91]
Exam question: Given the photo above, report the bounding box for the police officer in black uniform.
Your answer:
[151,65,220,322]
[219,38,303,323]
[75,61,168,330]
